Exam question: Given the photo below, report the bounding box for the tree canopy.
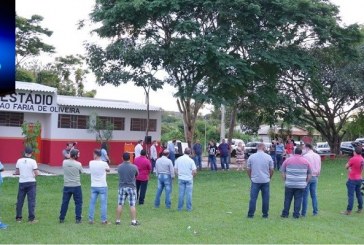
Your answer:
[87,0,363,146]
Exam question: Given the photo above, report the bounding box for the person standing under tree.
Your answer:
[154,150,175,209]
[167,140,176,165]
[301,143,321,217]
[0,161,8,229]
[59,149,84,224]
[246,143,274,218]
[116,152,140,226]
[218,139,230,170]
[134,140,143,158]
[193,140,203,171]
[88,149,110,224]
[341,146,364,215]
[134,150,152,205]
[236,142,245,171]
[275,138,285,170]
[150,140,158,173]
[175,148,197,211]
[15,146,39,224]
[208,140,218,171]
[280,147,311,219]
[100,142,110,163]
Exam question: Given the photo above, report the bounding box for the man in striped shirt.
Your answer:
[280,147,312,219]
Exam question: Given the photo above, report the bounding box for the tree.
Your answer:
[88,113,114,144]
[16,14,55,66]
[279,43,364,153]
[343,110,364,141]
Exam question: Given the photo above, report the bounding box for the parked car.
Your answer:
[244,141,270,159]
[314,142,331,155]
[340,141,355,155]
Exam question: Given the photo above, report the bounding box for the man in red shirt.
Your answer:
[134,150,152,205]
[341,146,364,215]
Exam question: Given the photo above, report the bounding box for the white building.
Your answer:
[0,81,162,165]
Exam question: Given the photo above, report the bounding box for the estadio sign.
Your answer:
[0,92,80,114]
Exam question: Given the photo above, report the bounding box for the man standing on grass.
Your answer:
[301,143,321,217]
[154,150,175,209]
[193,140,203,171]
[0,161,8,229]
[15,146,39,224]
[134,140,143,158]
[341,146,364,215]
[116,152,140,226]
[246,143,274,218]
[134,150,152,205]
[175,148,197,211]
[150,140,158,173]
[280,147,311,219]
[88,149,110,224]
[218,139,230,170]
[59,149,84,224]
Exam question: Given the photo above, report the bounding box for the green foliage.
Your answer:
[16,68,35,82]
[20,121,41,156]
[16,14,55,66]
[343,110,364,140]
[87,113,114,144]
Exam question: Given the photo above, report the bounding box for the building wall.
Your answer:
[0,89,162,165]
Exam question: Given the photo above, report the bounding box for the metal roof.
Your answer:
[16,81,57,93]
[57,95,162,111]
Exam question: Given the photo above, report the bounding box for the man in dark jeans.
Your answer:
[193,140,203,171]
[246,143,274,218]
[341,146,364,215]
[280,147,312,219]
[218,139,230,170]
[15,146,39,223]
[59,149,84,223]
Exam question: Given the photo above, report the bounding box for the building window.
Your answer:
[98,116,125,130]
[130,118,157,132]
[58,114,89,129]
[0,112,24,127]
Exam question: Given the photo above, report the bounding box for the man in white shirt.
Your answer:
[134,140,143,158]
[175,148,197,211]
[15,146,39,223]
[301,143,321,217]
[150,140,158,173]
[88,149,110,224]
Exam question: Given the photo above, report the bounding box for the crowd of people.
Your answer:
[0,137,363,230]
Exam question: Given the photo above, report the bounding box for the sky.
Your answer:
[15,0,364,112]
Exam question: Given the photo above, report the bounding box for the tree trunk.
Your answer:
[177,98,202,147]
[220,104,225,142]
[227,104,238,145]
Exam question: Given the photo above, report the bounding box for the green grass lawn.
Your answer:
[1,157,363,244]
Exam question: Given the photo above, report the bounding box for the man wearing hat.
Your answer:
[15,146,39,223]
[59,149,84,224]
[116,152,140,226]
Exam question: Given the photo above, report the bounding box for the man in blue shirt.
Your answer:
[275,138,285,170]
[193,140,203,171]
[218,139,230,170]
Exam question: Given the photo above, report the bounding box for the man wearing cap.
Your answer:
[116,152,140,226]
[88,149,110,224]
[0,161,9,229]
[59,149,84,224]
[134,150,152,205]
[175,148,197,211]
[15,146,39,223]
[154,149,175,209]
[134,140,143,158]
